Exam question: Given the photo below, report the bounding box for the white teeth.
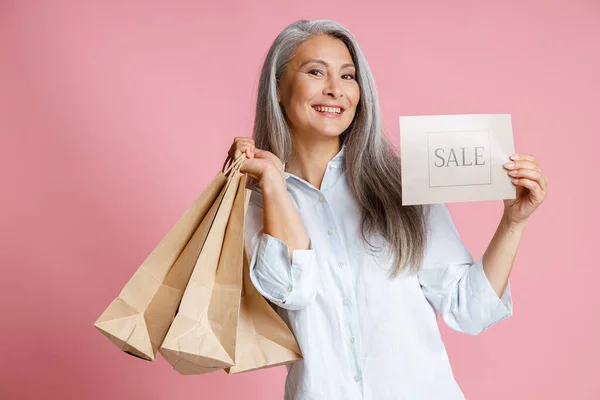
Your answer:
[313,106,342,114]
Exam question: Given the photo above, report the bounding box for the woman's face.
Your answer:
[278,35,360,142]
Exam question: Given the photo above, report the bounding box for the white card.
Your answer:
[400,114,517,205]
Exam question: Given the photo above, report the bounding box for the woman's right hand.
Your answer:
[224,137,285,186]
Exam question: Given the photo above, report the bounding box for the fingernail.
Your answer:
[510,154,520,160]
[509,170,518,176]
[511,178,519,184]
[504,162,515,168]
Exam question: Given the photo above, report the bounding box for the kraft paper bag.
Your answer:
[93,155,243,361]
[160,160,247,375]
[225,240,303,374]
[399,114,517,206]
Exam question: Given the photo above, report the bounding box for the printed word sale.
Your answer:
[433,147,486,168]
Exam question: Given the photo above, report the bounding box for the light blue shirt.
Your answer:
[244,144,513,400]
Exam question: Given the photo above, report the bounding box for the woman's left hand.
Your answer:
[502,153,548,226]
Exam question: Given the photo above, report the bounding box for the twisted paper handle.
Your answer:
[223,153,246,176]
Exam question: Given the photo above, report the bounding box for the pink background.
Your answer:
[1,1,599,399]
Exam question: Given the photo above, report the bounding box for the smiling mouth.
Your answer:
[312,105,344,115]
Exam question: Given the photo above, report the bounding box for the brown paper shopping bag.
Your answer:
[225,241,302,374]
[93,156,243,361]
[159,160,247,374]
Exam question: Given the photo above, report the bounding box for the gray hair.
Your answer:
[251,19,427,277]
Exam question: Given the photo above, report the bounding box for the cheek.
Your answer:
[347,84,361,107]
[291,78,321,103]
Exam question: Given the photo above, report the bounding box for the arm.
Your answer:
[419,151,547,335]
[224,139,319,311]
[261,171,311,260]
[481,215,526,298]
[244,170,319,311]
[417,204,514,336]
[487,151,548,296]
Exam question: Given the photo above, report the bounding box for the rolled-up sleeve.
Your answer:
[244,190,319,311]
[417,204,513,336]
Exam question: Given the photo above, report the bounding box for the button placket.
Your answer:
[319,190,362,390]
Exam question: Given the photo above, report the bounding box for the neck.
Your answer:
[285,137,341,190]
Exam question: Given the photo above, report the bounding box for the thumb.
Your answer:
[252,148,268,159]
[239,158,264,180]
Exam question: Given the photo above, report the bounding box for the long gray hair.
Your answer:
[251,19,427,277]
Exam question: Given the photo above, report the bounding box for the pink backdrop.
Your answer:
[1,1,598,399]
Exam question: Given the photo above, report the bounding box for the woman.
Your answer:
[224,19,547,400]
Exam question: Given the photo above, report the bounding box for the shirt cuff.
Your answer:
[250,233,317,309]
[469,257,514,331]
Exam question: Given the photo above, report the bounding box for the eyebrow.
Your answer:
[299,58,356,69]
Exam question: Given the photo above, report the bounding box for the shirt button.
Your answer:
[328,228,335,235]
[343,299,351,306]
[349,336,355,344]
[328,165,335,170]
[319,195,325,202]
[286,284,293,292]
[338,261,344,268]
[354,376,360,383]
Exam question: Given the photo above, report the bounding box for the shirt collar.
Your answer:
[283,143,346,180]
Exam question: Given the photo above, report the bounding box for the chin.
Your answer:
[314,124,349,137]
[316,129,345,139]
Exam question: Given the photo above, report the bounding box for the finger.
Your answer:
[239,164,258,181]
[238,158,264,181]
[233,137,255,150]
[229,138,254,153]
[236,142,256,159]
[510,153,536,163]
[229,143,254,159]
[225,139,255,172]
[236,138,256,153]
[252,148,271,159]
[540,174,548,192]
[503,160,541,173]
[507,168,544,184]
[511,178,545,200]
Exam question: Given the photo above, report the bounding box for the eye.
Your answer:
[342,73,356,80]
[308,69,324,76]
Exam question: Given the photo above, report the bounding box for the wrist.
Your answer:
[501,213,528,234]
[259,168,287,194]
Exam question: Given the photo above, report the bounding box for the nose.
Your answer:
[323,75,344,99]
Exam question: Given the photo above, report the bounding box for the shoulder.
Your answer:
[423,203,454,232]
[424,203,446,219]
[422,203,462,247]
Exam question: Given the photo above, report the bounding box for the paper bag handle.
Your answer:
[223,153,246,176]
